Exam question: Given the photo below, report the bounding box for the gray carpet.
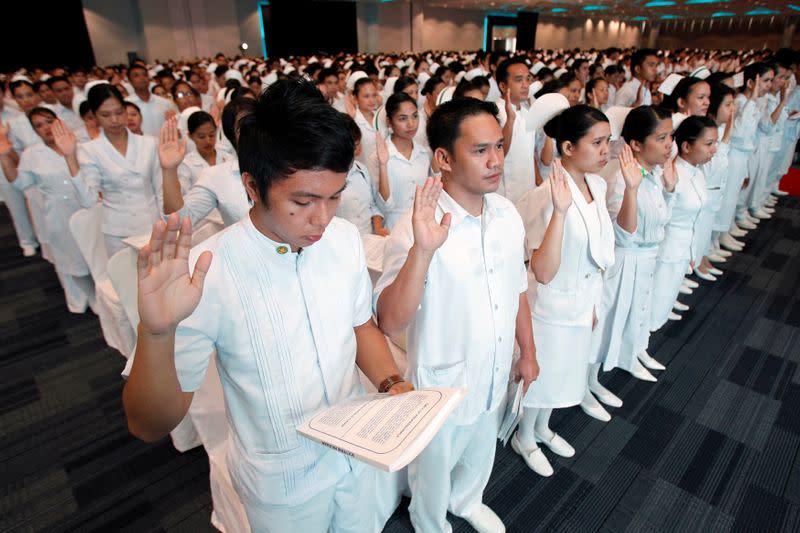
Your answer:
[1,197,799,532]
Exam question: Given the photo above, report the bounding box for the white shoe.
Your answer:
[765,198,778,207]
[719,234,744,252]
[631,358,658,381]
[668,311,683,321]
[590,383,623,408]
[707,252,727,263]
[511,433,554,477]
[465,504,506,533]
[638,350,666,371]
[673,301,689,312]
[716,248,733,258]
[750,208,772,220]
[729,226,748,237]
[684,278,699,289]
[746,213,761,224]
[21,245,37,257]
[736,217,757,230]
[772,189,789,197]
[536,431,576,458]
[708,266,723,276]
[580,393,613,422]
[694,269,718,282]
[679,285,694,295]
[762,206,776,214]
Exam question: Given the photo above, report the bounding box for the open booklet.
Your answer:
[498,380,524,446]
[297,388,465,472]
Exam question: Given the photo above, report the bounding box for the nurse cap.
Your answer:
[178,106,203,135]
[690,66,711,80]
[531,62,546,75]
[553,68,568,79]
[526,93,570,133]
[465,67,484,81]
[604,106,633,141]
[436,85,456,106]
[346,71,369,92]
[658,73,684,96]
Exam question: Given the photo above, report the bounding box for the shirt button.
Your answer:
[494,304,499,310]
[498,337,502,343]
[489,268,494,274]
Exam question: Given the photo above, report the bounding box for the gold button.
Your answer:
[276,245,289,255]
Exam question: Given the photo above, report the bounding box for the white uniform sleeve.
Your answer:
[73,144,102,207]
[179,168,219,226]
[352,229,374,326]
[372,210,415,312]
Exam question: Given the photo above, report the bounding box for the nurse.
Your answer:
[352,77,380,170]
[124,102,144,136]
[126,64,175,137]
[614,49,658,107]
[393,76,429,148]
[373,93,431,229]
[336,117,388,235]
[587,106,676,399]
[716,64,769,252]
[375,96,538,533]
[123,80,411,532]
[513,105,615,477]
[495,57,536,204]
[650,116,716,329]
[73,83,164,256]
[0,112,94,312]
[162,97,251,228]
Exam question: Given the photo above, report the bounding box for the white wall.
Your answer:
[82,0,145,65]
[535,15,642,50]
[421,6,484,51]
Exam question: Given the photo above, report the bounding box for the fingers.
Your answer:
[137,244,151,281]
[148,219,167,268]
[440,212,452,230]
[176,215,193,260]
[191,250,213,290]
[161,212,181,261]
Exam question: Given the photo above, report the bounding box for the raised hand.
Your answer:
[505,88,516,122]
[619,144,643,189]
[549,159,573,214]
[0,123,13,157]
[158,117,186,170]
[411,175,451,253]
[164,108,177,122]
[345,92,357,118]
[376,132,389,166]
[661,154,678,192]
[51,119,78,158]
[137,213,212,336]
[750,74,761,100]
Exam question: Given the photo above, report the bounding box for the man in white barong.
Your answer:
[122,80,412,532]
[375,97,539,533]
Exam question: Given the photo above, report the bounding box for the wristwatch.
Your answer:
[378,374,405,393]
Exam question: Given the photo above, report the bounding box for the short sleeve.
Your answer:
[352,229,374,327]
[514,183,553,255]
[372,210,415,312]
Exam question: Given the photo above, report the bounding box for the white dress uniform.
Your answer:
[754,93,788,208]
[178,159,250,228]
[614,78,652,107]
[374,190,527,533]
[8,113,52,262]
[497,99,537,204]
[742,94,778,213]
[166,215,375,531]
[0,108,38,251]
[590,166,674,373]
[177,149,234,194]
[14,143,94,312]
[693,124,729,260]
[369,138,431,230]
[650,157,707,330]
[775,86,800,182]
[336,160,383,235]
[125,93,175,137]
[715,94,759,232]
[354,108,378,171]
[75,130,163,256]
[517,172,615,408]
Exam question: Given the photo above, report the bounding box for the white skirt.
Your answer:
[523,317,591,409]
[714,148,750,232]
[591,246,658,373]
[650,257,689,331]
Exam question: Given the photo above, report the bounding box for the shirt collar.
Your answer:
[243,214,297,259]
[387,137,426,162]
[436,188,501,228]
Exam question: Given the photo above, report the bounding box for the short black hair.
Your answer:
[585,77,607,96]
[88,83,125,114]
[317,67,338,83]
[187,110,215,135]
[27,106,57,126]
[236,79,355,204]
[385,92,416,120]
[708,83,735,118]
[495,57,529,85]
[46,75,70,88]
[631,48,658,76]
[675,115,717,152]
[621,105,672,145]
[128,63,148,76]
[427,97,499,154]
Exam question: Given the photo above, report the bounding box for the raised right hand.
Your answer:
[0,123,13,157]
[504,88,516,122]
[619,144,643,189]
[411,175,451,253]
[137,213,212,335]
[376,132,389,166]
[549,159,573,214]
[52,119,78,158]
[158,117,186,170]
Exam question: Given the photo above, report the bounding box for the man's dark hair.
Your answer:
[317,67,338,83]
[427,97,499,154]
[45,75,70,88]
[631,48,657,76]
[495,57,529,85]
[236,80,355,204]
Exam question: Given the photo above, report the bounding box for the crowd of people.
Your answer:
[2,44,799,532]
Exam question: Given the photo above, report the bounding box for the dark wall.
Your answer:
[516,12,539,51]
[261,0,358,58]
[0,0,94,71]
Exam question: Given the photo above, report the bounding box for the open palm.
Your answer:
[52,120,77,157]
[137,214,212,335]
[549,159,573,214]
[412,175,451,253]
[619,144,643,189]
[158,118,186,170]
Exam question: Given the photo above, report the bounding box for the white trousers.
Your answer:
[240,466,375,533]
[408,407,501,533]
[0,179,37,248]
[55,271,95,314]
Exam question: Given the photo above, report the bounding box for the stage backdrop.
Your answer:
[261,0,358,58]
